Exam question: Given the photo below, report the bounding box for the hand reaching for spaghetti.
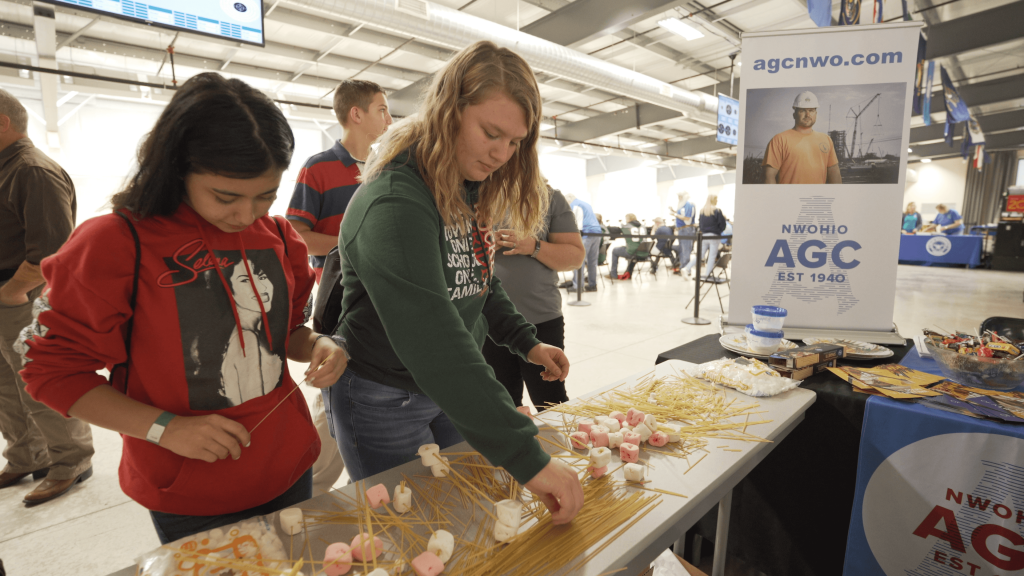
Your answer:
[525,458,585,525]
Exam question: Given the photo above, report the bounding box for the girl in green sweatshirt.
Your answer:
[323,41,584,524]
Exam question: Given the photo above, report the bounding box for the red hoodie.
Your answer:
[21,203,320,516]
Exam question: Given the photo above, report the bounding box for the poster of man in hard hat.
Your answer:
[742,82,906,185]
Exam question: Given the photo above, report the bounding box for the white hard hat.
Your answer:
[792,91,818,109]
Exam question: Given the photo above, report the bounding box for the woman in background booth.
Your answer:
[902,202,923,234]
[933,204,964,235]
[683,195,726,279]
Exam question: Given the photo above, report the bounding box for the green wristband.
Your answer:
[146,411,176,445]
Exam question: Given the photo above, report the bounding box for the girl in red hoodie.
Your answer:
[18,73,347,543]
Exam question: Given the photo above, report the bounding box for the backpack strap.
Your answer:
[113,211,141,392]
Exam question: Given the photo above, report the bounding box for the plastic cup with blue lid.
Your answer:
[752,306,787,331]
[745,324,785,354]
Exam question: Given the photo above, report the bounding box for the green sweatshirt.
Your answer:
[337,148,549,483]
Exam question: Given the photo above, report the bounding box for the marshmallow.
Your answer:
[494,521,517,542]
[495,499,523,530]
[626,408,645,427]
[367,570,390,576]
[665,424,681,443]
[412,552,445,576]
[608,431,624,449]
[634,422,653,442]
[596,415,620,433]
[351,533,384,562]
[366,483,391,508]
[279,508,303,535]
[418,444,442,466]
[590,424,609,437]
[649,431,668,447]
[393,484,413,513]
[323,543,352,576]
[428,530,455,563]
[620,443,640,463]
[643,414,658,431]
[591,428,609,448]
[623,463,645,482]
[569,431,590,449]
[430,456,450,478]
[588,447,611,469]
[577,418,596,434]
[590,465,608,479]
[622,430,641,446]
[609,411,627,425]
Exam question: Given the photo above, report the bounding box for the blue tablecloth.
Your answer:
[899,234,983,268]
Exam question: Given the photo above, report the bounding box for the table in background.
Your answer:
[898,234,983,268]
[656,334,912,576]
[110,360,815,576]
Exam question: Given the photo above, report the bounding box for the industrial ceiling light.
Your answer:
[540,122,555,131]
[921,158,932,163]
[658,18,705,41]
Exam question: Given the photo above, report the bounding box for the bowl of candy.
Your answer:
[924,330,1024,392]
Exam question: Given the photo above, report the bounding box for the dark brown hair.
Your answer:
[111,73,294,218]
[333,79,384,126]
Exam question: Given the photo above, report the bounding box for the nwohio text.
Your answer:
[752,52,903,74]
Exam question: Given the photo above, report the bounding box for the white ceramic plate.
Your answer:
[719,333,798,359]
[802,337,894,359]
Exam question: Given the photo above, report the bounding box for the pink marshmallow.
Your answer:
[577,419,596,434]
[412,551,445,576]
[569,431,590,449]
[323,543,352,576]
[621,443,640,463]
[350,533,384,562]
[649,431,668,447]
[609,411,627,425]
[589,465,608,479]
[626,408,645,427]
[622,431,641,446]
[365,483,390,508]
[591,428,609,447]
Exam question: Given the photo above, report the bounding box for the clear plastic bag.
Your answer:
[136,515,295,576]
[689,357,801,397]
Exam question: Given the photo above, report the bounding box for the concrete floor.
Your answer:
[1,264,1021,576]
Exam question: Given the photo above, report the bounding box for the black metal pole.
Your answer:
[682,231,710,325]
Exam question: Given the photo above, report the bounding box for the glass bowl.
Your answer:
[925,342,1024,391]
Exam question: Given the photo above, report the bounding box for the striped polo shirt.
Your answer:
[286,141,361,281]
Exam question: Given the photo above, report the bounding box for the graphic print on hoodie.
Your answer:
[158,244,289,411]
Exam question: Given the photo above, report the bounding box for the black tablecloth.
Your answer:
[657,334,911,576]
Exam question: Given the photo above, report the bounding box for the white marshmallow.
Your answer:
[393,484,413,513]
[494,521,517,542]
[495,499,522,530]
[367,570,390,576]
[590,424,609,436]
[623,463,645,482]
[588,447,611,469]
[430,456,450,478]
[418,444,442,466]
[608,431,624,449]
[643,414,658,432]
[634,422,653,442]
[665,424,681,443]
[279,508,303,535]
[599,416,621,433]
[428,530,455,563]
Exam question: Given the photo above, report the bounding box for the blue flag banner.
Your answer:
[913,34,927,115]
[873,0,883,23]
[808,0,832,27]
[839,0,861,25]
[843,397,1024,575]
[922,61,934,126]
[941,66,970,123]
[902,0,912,20]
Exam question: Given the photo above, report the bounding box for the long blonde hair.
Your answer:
[701,195,719,217]
[362,41,547,238]
[904,202,917,215]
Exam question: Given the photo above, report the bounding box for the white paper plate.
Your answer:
[719,333,798,359]
[802,337,893,359]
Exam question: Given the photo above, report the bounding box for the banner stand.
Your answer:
[682,232,711,325]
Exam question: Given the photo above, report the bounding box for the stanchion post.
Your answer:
[567,254,591,307]
[682,230,710,325]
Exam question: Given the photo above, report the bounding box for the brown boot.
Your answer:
[0,468,49,489]
[23,467,92,506]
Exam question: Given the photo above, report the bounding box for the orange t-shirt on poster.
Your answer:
[762,129,839,184]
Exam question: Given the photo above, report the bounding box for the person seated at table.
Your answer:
[650,217,679,275]
[902,202,923,234]
[933,204,964,235]
[609,213,643,280]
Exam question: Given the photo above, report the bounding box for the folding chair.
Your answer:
[685,252,731,313]
[626,241,654,284]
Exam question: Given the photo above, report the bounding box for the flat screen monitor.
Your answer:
[42,0,265,46]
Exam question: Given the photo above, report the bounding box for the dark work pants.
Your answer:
[482,316,568,410]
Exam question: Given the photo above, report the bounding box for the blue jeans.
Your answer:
[149,468,312,544]
[573,235,601,289]
[677,238,693,269]
[610,246,631,276]
[322,368,464,482]
[683,239,721,278]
